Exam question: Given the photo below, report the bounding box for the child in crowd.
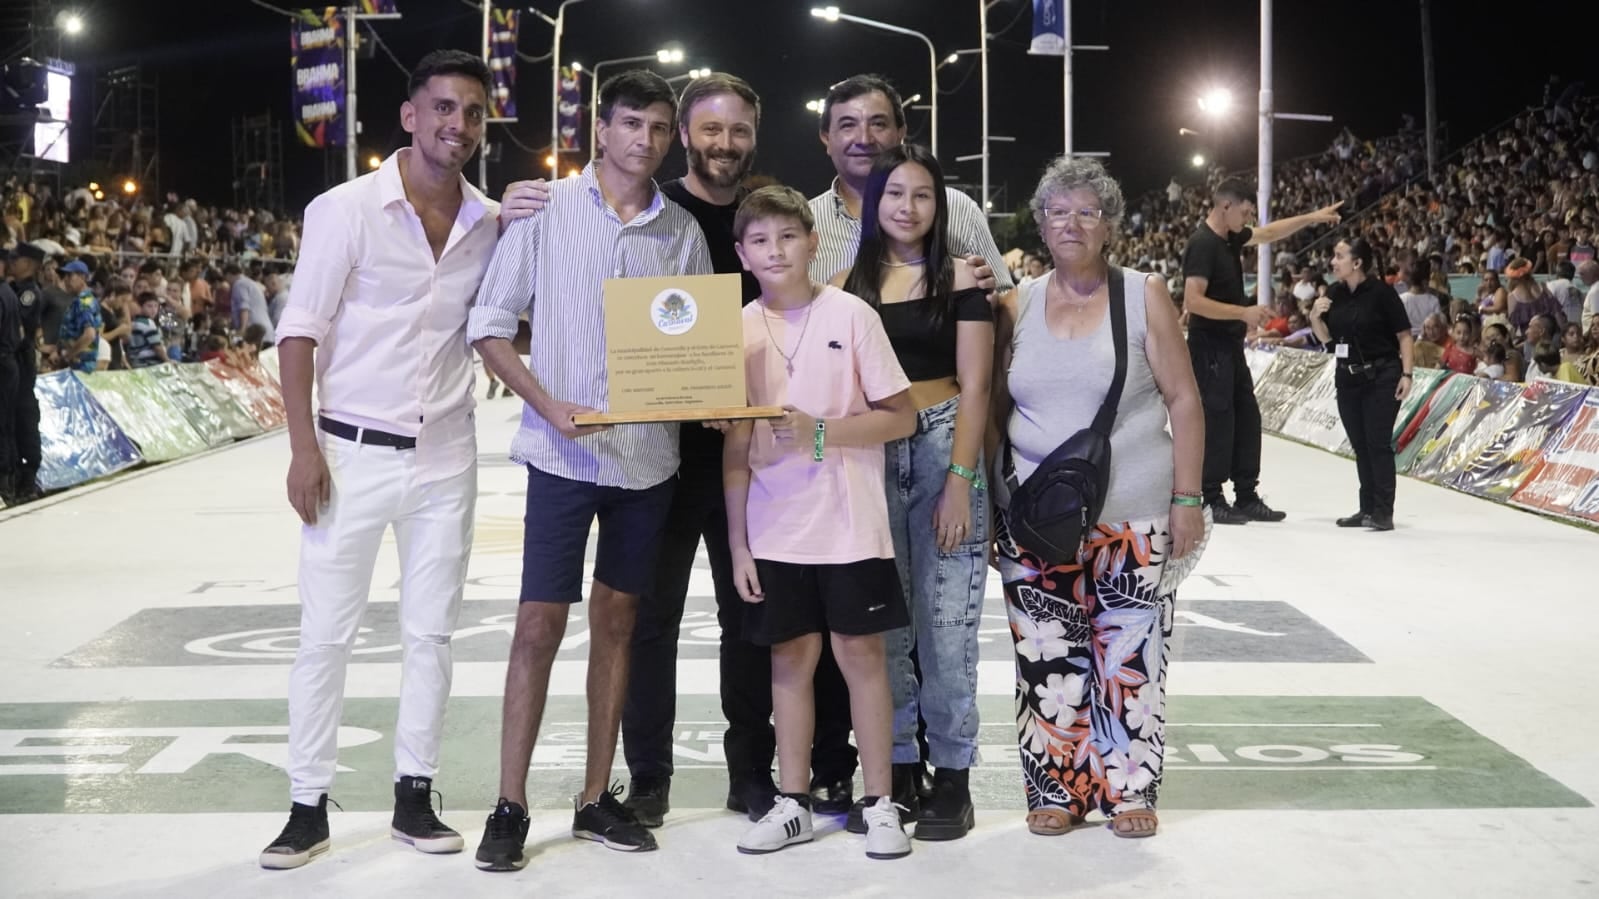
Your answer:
[127,292,168,368]
[1441,316,1479,374]
[1476,341,1507,379]
[721,185,917,860]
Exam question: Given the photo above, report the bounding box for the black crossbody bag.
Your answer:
[1003,266,1128,568]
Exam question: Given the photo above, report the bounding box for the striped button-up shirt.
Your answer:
[807,177,1015,290]
[467,163,713,489]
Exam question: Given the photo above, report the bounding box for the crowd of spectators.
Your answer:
[1074,82,1599,388]
[2,178,298,374]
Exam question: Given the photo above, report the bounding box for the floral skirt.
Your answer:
[997,514,1175,817]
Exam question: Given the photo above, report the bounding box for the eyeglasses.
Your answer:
[1041,207,1106,228]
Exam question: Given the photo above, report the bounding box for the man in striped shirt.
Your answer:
[467,69,713,870]
[807,74,1012,293]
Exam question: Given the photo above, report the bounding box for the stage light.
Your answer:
[544,153,556,168]
[121,179,137,195]
[1192,154,1206,168]
[57,11,84,36]
[811,7,841,22]
[367,154,382,170]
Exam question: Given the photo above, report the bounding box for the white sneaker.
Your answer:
[862,796,911,860]
[736,795,813,855]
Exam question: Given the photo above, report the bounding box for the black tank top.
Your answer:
[877,286,993,381]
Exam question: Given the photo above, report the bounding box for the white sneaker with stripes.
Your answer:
[736,795,813,855]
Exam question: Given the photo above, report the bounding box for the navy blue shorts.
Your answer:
[519,465,676,603]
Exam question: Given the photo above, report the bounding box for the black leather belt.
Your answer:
[318,415,418,449]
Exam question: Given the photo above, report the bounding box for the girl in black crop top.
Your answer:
[834,143,994,838]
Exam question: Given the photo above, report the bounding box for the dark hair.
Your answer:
[598,70,676,124]
[136,291,159,307]
[1213,178,1254,205]
[1531,313,1559,335]
[1343,236,1379,277]
[1556,260,1576,280]
[677,72,761,131]
[203,334,227,352]
[242,323,268,347]
[408,49,491,97]
[223,262,243,277]
[732,184,814,241]
[1405,255,1432,290]
[138,260,164,276]
[1483,341,1507,364]
[1533,339,1561,369]
[1483,321,1509,343]
[820,74,904,132]
[843,144,954,329]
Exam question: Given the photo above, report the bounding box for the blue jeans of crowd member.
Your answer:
[884,394,987,770]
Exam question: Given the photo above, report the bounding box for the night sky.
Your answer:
[45,0,1597,216]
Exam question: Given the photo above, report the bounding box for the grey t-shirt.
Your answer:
[230,276,276,344]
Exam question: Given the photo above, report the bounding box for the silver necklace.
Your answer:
[760,287,818,375]
[883,256,926,268]
[1051,270,1106,308]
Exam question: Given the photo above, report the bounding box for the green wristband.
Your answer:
[948,462,986,490]
[813,419,826,462]
[1171,494,1204,507]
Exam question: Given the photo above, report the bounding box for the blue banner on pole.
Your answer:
[1030,0,1065,55]
[291,8,345,148]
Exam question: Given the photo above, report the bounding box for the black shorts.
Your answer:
[519,465,676,603]
[744,558,909,647]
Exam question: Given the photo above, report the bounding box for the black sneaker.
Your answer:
[726,771,779,822]
[1208,499,1252,525]
[846,764,923,835]
[259,795,330,869]
[391,776,464,854]
[474,798,531,872]
[1336,511,1369,527]
[1363,512,1395,531]
[573,783,658,852]
[1234,495,1287,522]
[808,775,854,815]
[622,775,670,829]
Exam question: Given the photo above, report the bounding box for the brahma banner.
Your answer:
[291,8,345,148]
[1511,389,1599,523]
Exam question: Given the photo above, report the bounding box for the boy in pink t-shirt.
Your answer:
[721,186,916,859]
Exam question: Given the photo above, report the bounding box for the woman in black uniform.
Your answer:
[1308,236,1415,531]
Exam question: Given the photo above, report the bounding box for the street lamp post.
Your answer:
[811,6,939,157]
[584,49,686,160]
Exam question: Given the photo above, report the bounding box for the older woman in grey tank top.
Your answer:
[987,156,1205,839]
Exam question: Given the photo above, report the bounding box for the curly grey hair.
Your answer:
[1029,155,1126,232]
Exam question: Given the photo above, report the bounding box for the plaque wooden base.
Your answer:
[571,405,785,426]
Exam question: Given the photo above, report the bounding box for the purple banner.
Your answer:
[558,66,582,153]
[487,7,519,120]
[291,9,345,149]
[359,0,397,13]
[1030,0,1065,55]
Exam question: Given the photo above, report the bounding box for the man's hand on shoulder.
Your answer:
[500,179,551,225]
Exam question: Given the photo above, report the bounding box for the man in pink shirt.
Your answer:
[721,185,917,860]
[261,50,500,870]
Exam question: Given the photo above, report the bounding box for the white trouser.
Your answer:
[287,433,476,805]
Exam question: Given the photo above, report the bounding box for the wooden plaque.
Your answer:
[572,273,782,426]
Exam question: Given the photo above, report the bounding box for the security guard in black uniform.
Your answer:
[5,242,46,502]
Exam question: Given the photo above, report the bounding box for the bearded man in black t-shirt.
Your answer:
[1181,178,1342,524]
